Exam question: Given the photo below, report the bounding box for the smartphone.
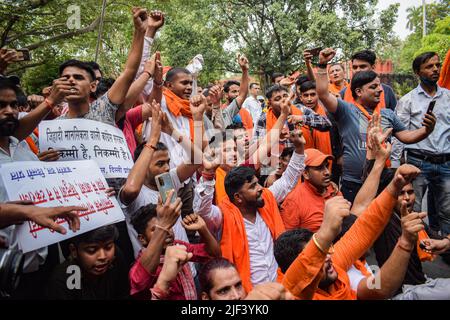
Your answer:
[13,49,30,62]
[155,172,177,204]
[426,100,436,114]
[307,47,322,57]
[286,120,295,132]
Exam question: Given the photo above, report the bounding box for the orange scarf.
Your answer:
[164,88,194,140]
[314,264,357,300]
[329,81,348,96]
[266,106,314,150]
[417,230,434,262]
[353,259,372,277]
[352,101,391,167]
[310,104,332,156]
[438,49,450,90]
[239,108,254,131]
[218,188,286,293]
[25,128,39,154]
[214,167,228,206]
[343,85,386,110]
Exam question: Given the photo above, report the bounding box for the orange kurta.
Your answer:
[282,189,397,300]
[164,88,194,140]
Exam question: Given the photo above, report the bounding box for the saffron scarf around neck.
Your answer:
[310,104,332,156]
[266,105,314,149]
[314,264,357,300]
[343,85,386,111]
[163,88,194,140]
[218,188,286,293]
[214,167,228,206]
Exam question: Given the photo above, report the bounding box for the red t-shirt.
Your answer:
[129,240,211,300]
[122,105,143,159]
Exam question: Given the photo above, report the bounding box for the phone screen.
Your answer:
[155,172,177,204]
[14,49,30,61]
[426,100,436,114]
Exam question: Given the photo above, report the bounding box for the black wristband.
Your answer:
[317,63,328,69]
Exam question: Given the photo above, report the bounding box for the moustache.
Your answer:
[0,117,19,136]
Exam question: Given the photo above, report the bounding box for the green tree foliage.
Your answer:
[399,0,450,73]
[1,0,400,92]
[212,0,398,84]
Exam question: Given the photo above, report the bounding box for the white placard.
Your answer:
[0,160,125,253]
[39,119,133,178]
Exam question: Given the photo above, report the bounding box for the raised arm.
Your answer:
[247,97,290,166]
[139,193,182,274]
[192,148,224,238]
[115,58,155,122]
[107,8,146,108]
[316,48,338,114]
[268,125,306,203]
[356,201,426,299]
[151,244,192,300]
[119,100,161,206]
[303,49,316,82]
[235,54,250,108]
[146,51,163,105]
[282,196,351,299]
[181,214,221,257]
[157,94,206,183]
[15,77,71,140]
[334,164,421,271]
[351,114,392,216]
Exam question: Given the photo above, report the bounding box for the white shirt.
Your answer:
[347,261,374,293]
[244,213,278,285]
[142,96,191,179]
[193,151,306,286]
[0,137,48,273]
[243,96,262,126]
[117,167,195,277]
[392,85,450,166]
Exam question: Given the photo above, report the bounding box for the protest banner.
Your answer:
[0,160,125,253]
[39,119,133,178]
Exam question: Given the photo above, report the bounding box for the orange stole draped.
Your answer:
[25,128,39,154]
[218,188,286,293]
[329,81,349,96]
[266,106,314,150]
[314,264,357,300]
[239,108,254,131]
[163,88,194,140]
[214,167,228,206]
[438,49,450,90]
[417,230,434,262]
[310,104,332,156]
[343,85,386,110]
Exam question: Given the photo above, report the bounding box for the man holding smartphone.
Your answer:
[394,52,450,237]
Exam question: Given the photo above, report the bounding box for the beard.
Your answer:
[255,194,265,208]
[420,76,438,87]
[0,117,19,136]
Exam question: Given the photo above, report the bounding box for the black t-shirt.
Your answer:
[373,212,431,294]
[45,249,130,300]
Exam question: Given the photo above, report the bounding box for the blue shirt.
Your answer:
[333,99,406,184]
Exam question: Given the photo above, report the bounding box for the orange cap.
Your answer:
[304,148,334,167]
